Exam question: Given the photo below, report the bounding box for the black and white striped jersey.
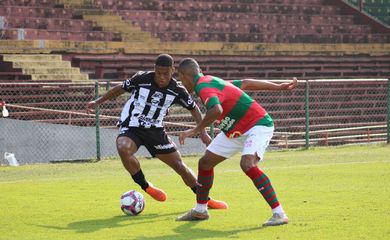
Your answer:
[118,71,196,128]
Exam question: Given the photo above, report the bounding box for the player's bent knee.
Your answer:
[198,157,213,170]
[240,163,256,173]
[116,138,136,156]
[173,161,186,173]
[240,155,258,172]
[117,142,130,154]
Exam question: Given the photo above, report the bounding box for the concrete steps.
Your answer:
[4,54,62,61]
[23,67,81,75]
[31,74,88,81]
[83,15,159,43]
[1,40,390,56]
[56,0,96,8]
[2,54,89,82]
[13,61,71,68]
[55,0,160,44]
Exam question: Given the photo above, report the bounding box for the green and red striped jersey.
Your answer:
[194,73,273,138]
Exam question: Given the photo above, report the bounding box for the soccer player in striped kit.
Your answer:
[176,58,297,226]
[86,54,227,210]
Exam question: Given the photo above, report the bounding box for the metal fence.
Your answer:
[0,79,389,165]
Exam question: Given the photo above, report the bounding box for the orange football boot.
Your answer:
[207,198,228,209]
[145,182,167,202]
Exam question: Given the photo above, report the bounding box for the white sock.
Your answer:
[272,205,285,215]
[194,203,207,213]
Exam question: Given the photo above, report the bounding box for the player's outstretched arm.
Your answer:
[240,77,298,91]
[86,84,126,114]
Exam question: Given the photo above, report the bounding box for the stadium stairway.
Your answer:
[1,0,389,56]
[0,54,88,82]
[55,0,160,43]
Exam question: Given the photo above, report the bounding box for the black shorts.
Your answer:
[117,127,177,157]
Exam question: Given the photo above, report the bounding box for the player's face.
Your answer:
[154,65,174,88]
[178,71,194,93]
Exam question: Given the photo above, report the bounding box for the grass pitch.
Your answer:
[1,144,389,240]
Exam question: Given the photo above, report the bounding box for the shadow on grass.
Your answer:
[132,221,263,240]
[36,211,183,233]
[38,211,266,238]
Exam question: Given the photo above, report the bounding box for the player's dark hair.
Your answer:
[155,54,174,67]
[178,58,200,76]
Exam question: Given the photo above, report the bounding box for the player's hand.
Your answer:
[179,129,195,145]
[86,100,98,114]
[200,130,212,146]
[279,77,298,90]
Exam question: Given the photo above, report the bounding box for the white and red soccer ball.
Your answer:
[120,190,145,216]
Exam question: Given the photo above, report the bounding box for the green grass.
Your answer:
[1,144,390,240]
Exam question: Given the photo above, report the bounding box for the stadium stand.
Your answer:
[0,5,117,41]
[347,0,390,25]
[0,0,389,148]
[0,0,158,42]
[67,54,390,80]
[95,0,390,43]
[0,54,88,82]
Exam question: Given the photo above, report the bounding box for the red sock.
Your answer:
[196,168,214,204]
[245,166,280,209]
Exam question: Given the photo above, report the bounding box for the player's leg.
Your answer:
[116,136,140,175]
[117,131,166,202]
[149,129,227,207]
[177,132,240,221]
[156,151,228,209]
[176,150,226,221]
[195,150,227,211]
[156,151,196,188]
[240,125,288,226]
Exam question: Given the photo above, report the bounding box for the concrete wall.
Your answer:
[0,119,205,165]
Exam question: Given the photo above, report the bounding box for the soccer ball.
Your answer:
[120,190,145,216]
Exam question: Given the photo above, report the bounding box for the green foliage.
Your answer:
[1,144,389,240]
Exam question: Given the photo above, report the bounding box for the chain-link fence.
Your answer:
[262,79,389,148]
[0,79,389,165]
[0,81,207,165]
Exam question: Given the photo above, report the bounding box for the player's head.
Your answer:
[154,54,174,88]
[177,58,201,93]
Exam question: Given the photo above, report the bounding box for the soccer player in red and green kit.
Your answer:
[176,58,298,226]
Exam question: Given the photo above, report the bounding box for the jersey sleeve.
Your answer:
[198,90,221,110]
[176,86,196,110]
[228,80,243,89]
[121,71,144,92]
